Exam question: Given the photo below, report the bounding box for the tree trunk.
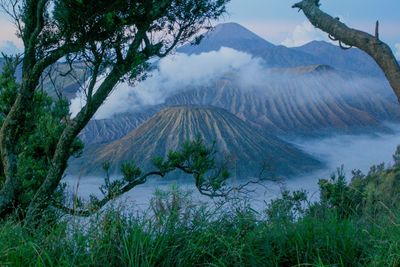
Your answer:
[26,65,127,218]
[0,74,39,216]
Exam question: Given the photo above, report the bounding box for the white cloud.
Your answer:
[70,47,265,119]
[395,43,400,60]
[0,40,21,55]
[282,21,332,47]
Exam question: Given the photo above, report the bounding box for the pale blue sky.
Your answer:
[0,0,399,55]
[228,0,399,21]
[226,0,399,51]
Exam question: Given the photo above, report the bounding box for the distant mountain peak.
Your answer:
[207,22,272,43]
[297,40,342,51]
[178,22,274,55]
[177,22,381,74]
[301,40,332,46]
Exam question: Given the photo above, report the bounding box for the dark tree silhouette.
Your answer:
[0,0,229,220]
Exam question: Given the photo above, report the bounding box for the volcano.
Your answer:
[71,106,322,178]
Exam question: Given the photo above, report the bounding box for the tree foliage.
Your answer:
[0,0,229,221]
[61,138,231,217]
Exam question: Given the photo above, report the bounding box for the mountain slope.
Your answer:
[71,106,322,177]
[164,67,400,136]
[79,107,160,144]
[76,23,398,145]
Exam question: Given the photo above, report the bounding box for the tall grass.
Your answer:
[0,181,399,266]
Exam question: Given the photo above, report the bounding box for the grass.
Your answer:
[0,172,400,266]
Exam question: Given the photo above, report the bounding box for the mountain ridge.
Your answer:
[78,63,400,145]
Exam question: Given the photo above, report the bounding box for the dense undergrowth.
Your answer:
[1,163,400,266]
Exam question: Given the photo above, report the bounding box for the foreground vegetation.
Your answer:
[1,160,400,266]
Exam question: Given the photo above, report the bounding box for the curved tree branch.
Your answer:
[54,138,246,217]
[55,171,164,217]
[292,0,400,102]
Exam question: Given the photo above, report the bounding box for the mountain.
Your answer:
[79,65,400,145]
[293,41,383,77]
[179,23,382,76]
[164,67,400,137]
[178,22,319,68]
[79,107,159,144]
[41,62,87,100]
[76,23,398,147]
[70,106,322,177]
[179,22,274,54]
[0,58,85,100]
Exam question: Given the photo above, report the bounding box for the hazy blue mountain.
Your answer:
[293,40,383,77]
[79,107,160,144]
[179,23,383,76]
[178,22,275,55]
[70,106,322,177]
[0,58,84,100]
[178,22,319,68]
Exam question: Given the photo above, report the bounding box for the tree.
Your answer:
[393,145,400,167]
[0,0,229,221]
[58,138,232,217]
[292,0,400,102]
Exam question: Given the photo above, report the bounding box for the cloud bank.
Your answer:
[70,47,265,119]
[281,21,332,47]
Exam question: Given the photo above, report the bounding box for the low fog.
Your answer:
[65,124,400,211]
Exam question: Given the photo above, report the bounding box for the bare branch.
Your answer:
[54,171,164,217]
[375,20,379,40]
[0,0,23,38]
[292,0,400,102]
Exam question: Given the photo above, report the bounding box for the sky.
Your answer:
[0,0,399,56]
[226,0,400,51]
